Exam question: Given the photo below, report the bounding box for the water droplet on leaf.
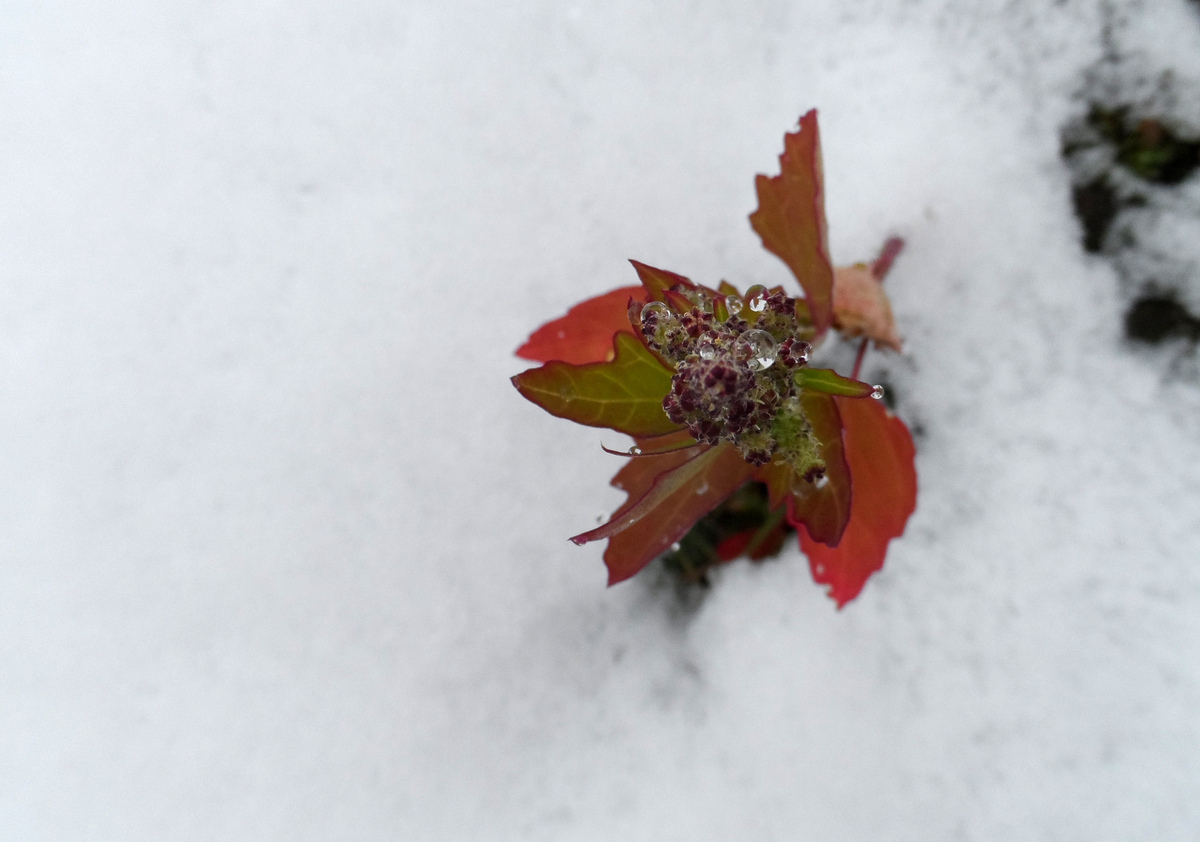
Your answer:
[871,385,884,400]
[725,296,743,317]
[734,329,777,371]
[640,301,670,329]
[796,341,811,363]
[745,284,768,313]
[629,446,642,455]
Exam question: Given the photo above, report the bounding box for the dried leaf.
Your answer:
[749,110,835,334]
[833,265,902,352]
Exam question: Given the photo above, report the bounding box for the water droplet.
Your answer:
[796,341,811,363]
[871,384,885,400]
[695,480,710,495]
[745,284,768,313]
[697,340,717,360]
[725,295,743,317]
[814,474,829,489]
[629,445,642,455]
[670,542,681,552]
[640,301,670,329]
[733,329,778,371]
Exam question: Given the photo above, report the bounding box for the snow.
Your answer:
[3,0,1200,838]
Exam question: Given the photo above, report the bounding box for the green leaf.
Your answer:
[511,332,682,436]
[793,367,875,398]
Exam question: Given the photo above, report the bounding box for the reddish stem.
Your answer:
[850,338,869,380]
[600,440,700,458]
[871,236,905,281]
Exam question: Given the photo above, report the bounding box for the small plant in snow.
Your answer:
[512,110,917,606]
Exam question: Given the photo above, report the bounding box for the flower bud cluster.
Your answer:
[631,286,818,468]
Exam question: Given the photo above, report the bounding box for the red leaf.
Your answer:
[714,530,754,561]
[799,396,917,607]
[756,390,852,546]
[749,110,835,335]
[583,440,755,585]
[629,260,697,300]
[715,518,790,562]
[747,521,789,560]
[511,332,681,436]
[516,286,648,365]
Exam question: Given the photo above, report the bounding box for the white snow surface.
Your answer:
[3,1,1200,838]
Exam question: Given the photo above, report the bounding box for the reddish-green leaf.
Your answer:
[629,260,696,300]
[512,332,681,436]
[572,443,714,545]
[799,396,917,607]
[778,390,852,546]
[793,367,876,398]
[575,437,755,585]
[749,109,835,335]
[516,286,647,365]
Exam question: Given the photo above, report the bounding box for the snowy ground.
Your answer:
[3,1,1200,838]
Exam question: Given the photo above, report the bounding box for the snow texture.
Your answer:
[2,0,1200,838]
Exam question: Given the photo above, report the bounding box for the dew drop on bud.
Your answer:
[797,341,812,363]
[734,329,778,371]
[725,296,743,317]
[629,445,642,455]
[871,384,885,400]
[670,542,681,552]
[744,284,768,313]
[640,301,670,329]
[698,340,716,360]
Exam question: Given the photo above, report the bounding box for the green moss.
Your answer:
[1089,106,1200,185]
